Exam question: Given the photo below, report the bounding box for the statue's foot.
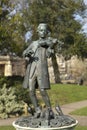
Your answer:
[34,107,54,119]
[40,108,54,120]
[45,108,54,119]
[34,112,41,118]
[49,109,54,118]
[34,107,41,118]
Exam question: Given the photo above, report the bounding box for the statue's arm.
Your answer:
[23,44,33,58]
[47,37,63,48]
[46,37,64,58]
[23,43,34,63]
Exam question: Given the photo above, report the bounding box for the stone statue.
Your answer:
[23,23,58,118]
[13,23,78,130]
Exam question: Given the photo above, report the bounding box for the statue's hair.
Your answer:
[37,23,48,33]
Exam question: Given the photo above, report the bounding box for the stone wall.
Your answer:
[11,57,25,76]
[0,56,25,77]
[48,55,87,84]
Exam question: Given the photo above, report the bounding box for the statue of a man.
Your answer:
[23,23,58,118]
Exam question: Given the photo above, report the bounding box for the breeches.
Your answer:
[29,69,51,108]
[29,68,41,91]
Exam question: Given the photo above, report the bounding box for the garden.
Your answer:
[0,78,87,130]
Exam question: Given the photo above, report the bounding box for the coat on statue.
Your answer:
[23,40,50,90]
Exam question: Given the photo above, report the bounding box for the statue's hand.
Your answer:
[46,48,54,58]
[25,57,30,62]
[23,50,34,58]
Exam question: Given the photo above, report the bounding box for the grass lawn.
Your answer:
[76,125,87,130]
[70,106,87,116]
[0,126,15,130]
[0,125,87,130]
[47,84,87,106]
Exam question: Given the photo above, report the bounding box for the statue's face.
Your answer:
[38,25,47,39]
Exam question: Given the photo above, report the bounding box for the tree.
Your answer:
[0,0,12,53]
[0,0,26,56]
[22,0,86,83]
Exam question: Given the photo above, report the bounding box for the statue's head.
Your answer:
[37,23,49,38]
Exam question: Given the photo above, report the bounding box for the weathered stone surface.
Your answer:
[0,56,25,77]
[48,55,87,84]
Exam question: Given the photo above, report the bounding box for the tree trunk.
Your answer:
[51,54,61,83]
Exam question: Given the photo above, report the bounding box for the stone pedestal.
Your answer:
[13,115,78,130]
[13,120,78,130]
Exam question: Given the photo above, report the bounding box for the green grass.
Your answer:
[76,125,87,130]
[0,126,15,130]
[70,106,87,116]
[47,84,87,106]
[0,125,87,130]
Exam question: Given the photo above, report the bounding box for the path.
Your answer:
[0,100,87,126]
[61,100,87,115]
[61,100,87,126]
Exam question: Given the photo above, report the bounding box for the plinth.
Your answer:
[13,115,78,130]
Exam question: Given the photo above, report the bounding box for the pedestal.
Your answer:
[13,115,78,130]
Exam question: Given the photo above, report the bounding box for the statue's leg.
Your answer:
[29,78,39,109]
[39,87,54,118]
[39,88,51,108]
[37,77,51,108]
[29,77,41,117]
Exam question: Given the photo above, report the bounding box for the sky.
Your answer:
[82,0,87,34]
[74,0,87,35]
[84,0,87,5]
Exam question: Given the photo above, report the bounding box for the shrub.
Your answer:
[0,84,24,119]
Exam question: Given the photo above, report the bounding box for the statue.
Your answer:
[22,23,59,118]
[13,23,78,130]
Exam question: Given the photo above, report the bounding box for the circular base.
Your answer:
[13,115,78,130]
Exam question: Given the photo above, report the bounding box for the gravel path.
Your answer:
[0,100,87,126]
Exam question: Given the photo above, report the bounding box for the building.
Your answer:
[0,55,25,77]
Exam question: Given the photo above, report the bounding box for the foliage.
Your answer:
[0,76,8,87]
[70,106,87,116]
[15,83,31,105]
[0,0,87,57]
[0,0,13,51]
[0,0,26,56]
[0,76,31,105]
[0,76,23,88]
[0,84,24,119]
[0,76,31,118]
[23,0,87,59]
